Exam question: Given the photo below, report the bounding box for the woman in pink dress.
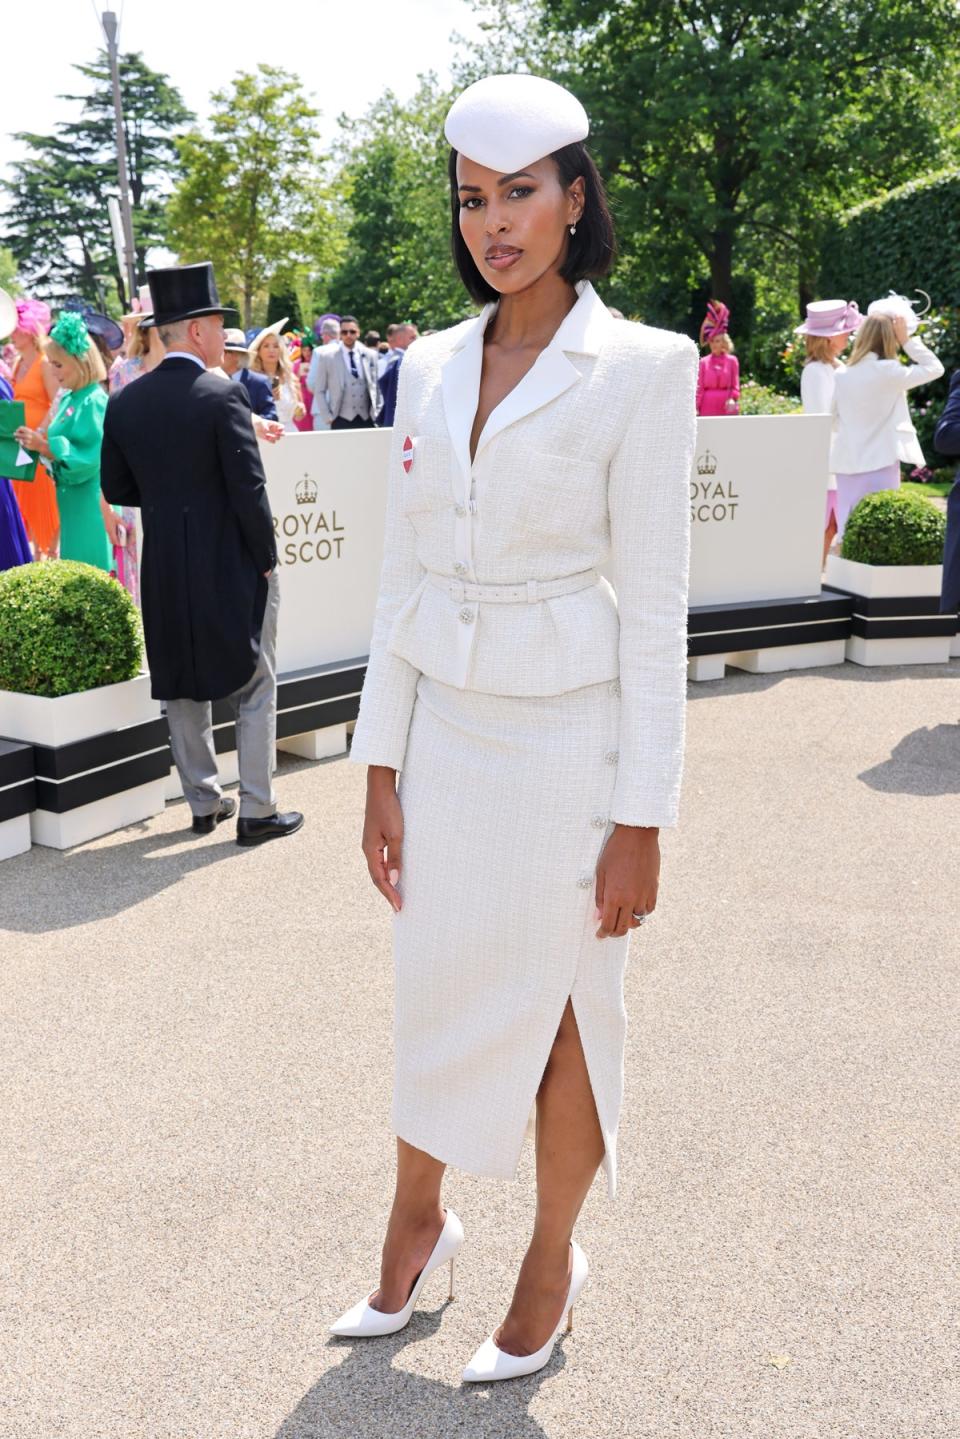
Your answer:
[293,334,315,432]
[696,300,740,416]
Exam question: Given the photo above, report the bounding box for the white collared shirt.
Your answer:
[164,350,206,368]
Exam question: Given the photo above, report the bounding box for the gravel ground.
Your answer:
[1,659,958,1439]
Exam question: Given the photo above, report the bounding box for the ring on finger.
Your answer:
[631,911,648,924]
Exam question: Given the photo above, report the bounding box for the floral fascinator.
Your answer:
[50,310,91,357]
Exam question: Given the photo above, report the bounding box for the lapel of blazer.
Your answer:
[439,282,615,493]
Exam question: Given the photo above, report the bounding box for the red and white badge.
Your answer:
[402,435,415,473]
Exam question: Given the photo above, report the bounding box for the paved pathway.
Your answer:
[2,660,958,1438]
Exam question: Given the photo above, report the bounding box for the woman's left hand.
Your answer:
[594,825,660,939]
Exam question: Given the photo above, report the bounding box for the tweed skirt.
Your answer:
[393,673,630,1199]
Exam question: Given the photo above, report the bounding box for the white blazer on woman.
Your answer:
[350,281,698,830]
[830,336,943,473]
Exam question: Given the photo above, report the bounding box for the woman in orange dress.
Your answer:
[10,298,60,557]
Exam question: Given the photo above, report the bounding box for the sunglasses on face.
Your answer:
[341,328,359,336]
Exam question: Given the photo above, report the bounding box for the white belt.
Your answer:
[429,569,600,605]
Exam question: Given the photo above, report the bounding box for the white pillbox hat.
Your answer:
[444,74,589,174]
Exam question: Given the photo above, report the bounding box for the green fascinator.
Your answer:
[51,310,91,357]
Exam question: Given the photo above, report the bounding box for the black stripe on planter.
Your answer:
[688,619,852,657]
[35,749,171,814]
[0,739,34,788]
[688,591,853,635]
[849,615,957,640]
[277,694,362,741]
[823,586,956,621]
[278,660,367,709]
[0,778,36,823]
[32,716,170,781]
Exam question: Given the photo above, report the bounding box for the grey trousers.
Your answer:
[166,573,280,820]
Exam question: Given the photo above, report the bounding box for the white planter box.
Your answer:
[824,555,953,667]
[0,674,159,748]
[825,553,943,599]
[0,813,31,861]
[30,779,168,851]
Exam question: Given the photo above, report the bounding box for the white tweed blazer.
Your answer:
[350,281,698,828]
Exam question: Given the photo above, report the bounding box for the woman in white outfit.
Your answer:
[332,75,697,1382]
[796,299,861,565]
[249,321,304,432]
[831,301,943,541]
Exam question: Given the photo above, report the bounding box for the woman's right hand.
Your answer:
[362,766,404,913]
[893,316,910,348]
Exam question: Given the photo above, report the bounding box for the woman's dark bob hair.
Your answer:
[448,141,616,305]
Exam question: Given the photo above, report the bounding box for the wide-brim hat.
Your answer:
[62,297,125,351]
[249,317,288,352]
[147,262,235,327]
[122,284,153,324]
[444,73,589,173]
[222,327,250,354]
[0,288,16,340]
[795,299,861,338]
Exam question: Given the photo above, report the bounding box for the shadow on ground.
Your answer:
[277,1304,558,1439]
[858,722,960,795]
[686,658,960,701]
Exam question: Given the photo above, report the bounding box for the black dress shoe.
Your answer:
[191,796,237,834]
[236,811,304,847]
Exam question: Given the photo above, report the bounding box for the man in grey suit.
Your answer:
[306,317,340,430]
[311,315,382,429]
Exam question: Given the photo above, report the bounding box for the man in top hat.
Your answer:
[220,328,278,420]
[100,262,303,846]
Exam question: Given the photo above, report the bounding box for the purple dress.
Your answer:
[0,375,32,570]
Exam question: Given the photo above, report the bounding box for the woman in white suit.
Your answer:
[332,75,698,1382]
[831,303,943,541]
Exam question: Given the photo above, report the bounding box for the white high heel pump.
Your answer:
[330,1208,464,1338]
[462,1240,589,1383]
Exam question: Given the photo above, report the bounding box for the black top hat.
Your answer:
[146,262,236,327]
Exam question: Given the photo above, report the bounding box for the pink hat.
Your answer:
[795,299,860,338]
[700,300,730,345]
[15,297,52,338]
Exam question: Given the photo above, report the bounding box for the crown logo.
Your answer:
[296,473,318,505]
[696,449,717,476]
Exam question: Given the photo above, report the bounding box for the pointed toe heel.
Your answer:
[330,1208,464,1338]
[462,1240,588,1383]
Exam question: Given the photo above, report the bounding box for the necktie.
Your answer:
[349,349,358,377]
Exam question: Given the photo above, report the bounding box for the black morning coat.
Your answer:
[101,357,278,701]
[934,368,960,614]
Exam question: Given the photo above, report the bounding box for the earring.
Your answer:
[569,223,578,236]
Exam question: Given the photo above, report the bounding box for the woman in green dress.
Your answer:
[14,311,111,570]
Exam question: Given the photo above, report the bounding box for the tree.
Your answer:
[543,0,960,326]
[167,66,340,328]
[2,51,192,307]
[329,76,472,332]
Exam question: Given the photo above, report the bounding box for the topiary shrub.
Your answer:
[841,489,946,566]
[0,561,143,698]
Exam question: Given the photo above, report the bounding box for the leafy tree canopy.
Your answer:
[2,51,191,308]
[167,66,342,328]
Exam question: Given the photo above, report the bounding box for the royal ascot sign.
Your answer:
[261,429,390,674]
[688,415,831,607]
[260,415,832,677]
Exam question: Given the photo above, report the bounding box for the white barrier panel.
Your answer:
[689,415,830,607]
[262,429,390,673]
[260,416,832,673]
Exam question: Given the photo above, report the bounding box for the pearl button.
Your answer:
[453,561,468,575]
[454,503,467,517]
[604,750,619,765]
[577,874,592,890]
[458,606,475,624]
[591,815,608,830]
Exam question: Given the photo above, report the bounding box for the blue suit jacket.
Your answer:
[236,368,278,421]
[934,368,960,612]
[379,351,403,428]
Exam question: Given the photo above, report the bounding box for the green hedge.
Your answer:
[820,170,960,310]
[841,489,946,566]
[0,561,143,697]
